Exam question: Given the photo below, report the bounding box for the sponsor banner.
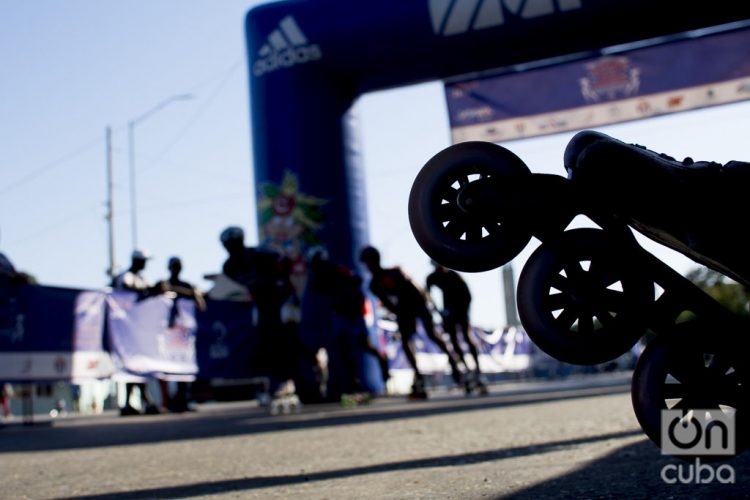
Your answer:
[70,350,115,381]
[446,27,750,142]
[0,352,75,381]
[107,292,198,378]
[73,291,107,352]
[379,319,532,374]
[195,299,261,380]
[0,285,110,381]
[2,285,536,383]
[0,351,114,382]
[0,285,80,352]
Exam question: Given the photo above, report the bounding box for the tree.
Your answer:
[685,267,749,316]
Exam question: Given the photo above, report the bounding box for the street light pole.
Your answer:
[128,120,137,251]
[127,93,193,250]
[105,126,116,281]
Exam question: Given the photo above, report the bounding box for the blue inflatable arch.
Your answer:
[245,0,750,393]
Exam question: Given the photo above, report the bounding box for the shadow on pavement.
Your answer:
[503,439,750,499]
[0,381,629,453]
[56,429,645,500]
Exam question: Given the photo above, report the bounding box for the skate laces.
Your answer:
[634,142,717,168]
[633,142,679,161]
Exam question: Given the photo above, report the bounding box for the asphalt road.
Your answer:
[2,372,748,499]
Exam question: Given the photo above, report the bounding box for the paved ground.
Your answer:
[1,372,748,499]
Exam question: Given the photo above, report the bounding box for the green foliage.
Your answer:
[685,267,749,316]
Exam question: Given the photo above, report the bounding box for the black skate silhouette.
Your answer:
[408,131,750,459]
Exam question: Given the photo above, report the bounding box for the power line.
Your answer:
[184,57,244,95]
[6,190,253,247]
[0,135,103,196]
[138,192,252,213]
[139,58,244,177]
[6,202,103,247]
[0,56,245,197]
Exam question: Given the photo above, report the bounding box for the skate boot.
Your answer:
[474,374,489,396]
[408,378,428,400]
[447,356,467,391]
[464,372,489,396]
[379,355,391,385]
[565,130,750,287]
[464,376,476,395]
[269,380,301,415]
[341,392,373,407]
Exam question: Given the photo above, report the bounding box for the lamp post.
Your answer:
[105,126,116,281]
[128,94,193,250]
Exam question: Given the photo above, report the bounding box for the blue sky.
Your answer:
[1,1,261,289]
[2,1,748,329]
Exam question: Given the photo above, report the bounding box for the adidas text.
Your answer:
[253,44,322,77]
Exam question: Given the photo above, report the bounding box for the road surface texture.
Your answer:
[2,372,748,499]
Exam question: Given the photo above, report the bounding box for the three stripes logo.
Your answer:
[253,15,322,77]
[430,0,582,36]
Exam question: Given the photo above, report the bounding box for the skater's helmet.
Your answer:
[359,246,380,265]
[220,226,244,244]
[305,245,329,264]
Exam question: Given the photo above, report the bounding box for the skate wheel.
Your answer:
[408,141,532,272]
[518,228,653,365]
[631,334,748,459]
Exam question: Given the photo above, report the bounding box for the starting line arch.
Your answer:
[244,0,750,394]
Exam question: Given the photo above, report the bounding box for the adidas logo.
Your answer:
[253,15,322,77]
[430,0,582,36]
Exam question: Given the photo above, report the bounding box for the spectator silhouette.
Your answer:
[0,243,33,340]
[157,256,205,412]
[161,256,206,317]
[0,240,33,286]
[112,249,163,416]
[0,383,13,421]
[0,251,18,284]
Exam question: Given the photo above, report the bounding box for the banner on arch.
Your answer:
[445,26,750,143]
